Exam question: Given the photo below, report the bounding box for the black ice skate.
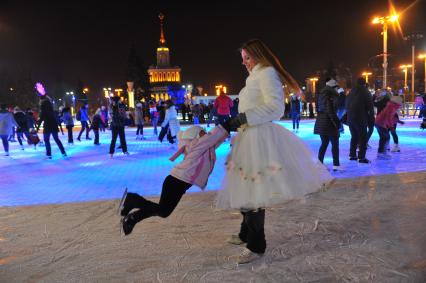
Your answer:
[120,213,137,236]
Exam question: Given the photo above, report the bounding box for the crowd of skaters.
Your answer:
[0,92,235,158]
[0,84,425,163]
[313,76,426,171]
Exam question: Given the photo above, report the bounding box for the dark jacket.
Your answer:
[91,113,103,130]
[14,111,29,132]
[290,98,301,114]
[61,108,74,127]
[26,110,36,129]
[374,95,390,115]
[345,85,374,126]
[110,102,127,128]
[157,104,166,124]
[37,98,59,132]
[337,92,346,111]
[230,98,239,118]
[314,86,340,136]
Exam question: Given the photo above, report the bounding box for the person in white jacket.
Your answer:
[217,39,333,264]
[161,100,180,147]
[0,104,18,156]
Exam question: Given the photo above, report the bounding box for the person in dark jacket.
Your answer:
[36,96,67,159]
[314,79,341,171]
[77,103,91,141]
[206,102,217,127]
[420,101,426,129]
[157,101,170,142]
[134,102,145,140]
[290,94,301,131]
[308,102,315,118]
[54,108,64,135]
[345,78,374,163]
[91,108,103,145]
[230,98,239,118]
[100,105,108,132]
[25,108,36,129]
[61,106,74,144]
[13,106,30,150]
[109,96,128,157]
[336,88,346,133]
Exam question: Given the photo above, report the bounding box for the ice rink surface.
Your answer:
[1,118,425,206]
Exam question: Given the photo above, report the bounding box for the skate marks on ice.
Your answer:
[0,171,426,282]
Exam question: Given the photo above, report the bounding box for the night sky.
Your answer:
[0,0,425,96]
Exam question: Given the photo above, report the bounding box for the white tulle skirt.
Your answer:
[216,122,333,210]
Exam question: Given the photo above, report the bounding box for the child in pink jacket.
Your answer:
[375,95,402,155]
[118,125,229,235]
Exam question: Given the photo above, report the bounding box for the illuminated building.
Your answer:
[147,13,182,103]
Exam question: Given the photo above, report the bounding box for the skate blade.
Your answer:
[117,188,128,216]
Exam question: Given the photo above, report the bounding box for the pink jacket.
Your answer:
[375,101,401,129]
[214,94,233,116]
[169,126,228,189]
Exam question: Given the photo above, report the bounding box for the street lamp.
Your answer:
[215,84,227,96]
[419,53,426,93]
[115,89,123,96]
[362,72,373,84]
[399,64,413,90]
[399,64,413,116]
[403,32,423,101]
[309,77,319,95]
[371,14,399,90]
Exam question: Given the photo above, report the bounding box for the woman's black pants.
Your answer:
[238,209,266,254]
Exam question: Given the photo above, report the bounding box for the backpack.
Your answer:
[76,110,81,121]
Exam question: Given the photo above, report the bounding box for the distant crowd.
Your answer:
[0,86,425,162]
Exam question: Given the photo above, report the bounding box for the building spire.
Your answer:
[159,13,166,46]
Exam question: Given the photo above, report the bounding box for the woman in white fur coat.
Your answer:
[216,39,333,264]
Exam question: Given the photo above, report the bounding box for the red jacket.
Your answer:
[214,94,233,116]
[375,101,401,129]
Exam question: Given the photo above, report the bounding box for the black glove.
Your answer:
[220,113,247,133]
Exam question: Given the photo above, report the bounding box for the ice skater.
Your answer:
[215,39,333,264]
[119,124,229,236]
[36,96,67,159]
[0,104,18,156]
[109,96,128,157]
[375,95,402,159]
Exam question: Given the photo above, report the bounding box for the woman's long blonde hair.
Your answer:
[241,39,302,95]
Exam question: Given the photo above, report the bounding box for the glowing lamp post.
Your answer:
[399,64,413,116]
[309,77,319,95]
[403,33,423,101]
[215,85,227,96]
[372,14,399,90]
[419,53,426,92]
[399,64,413,90]
[126,82,135,108]
[362,72,373,84]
